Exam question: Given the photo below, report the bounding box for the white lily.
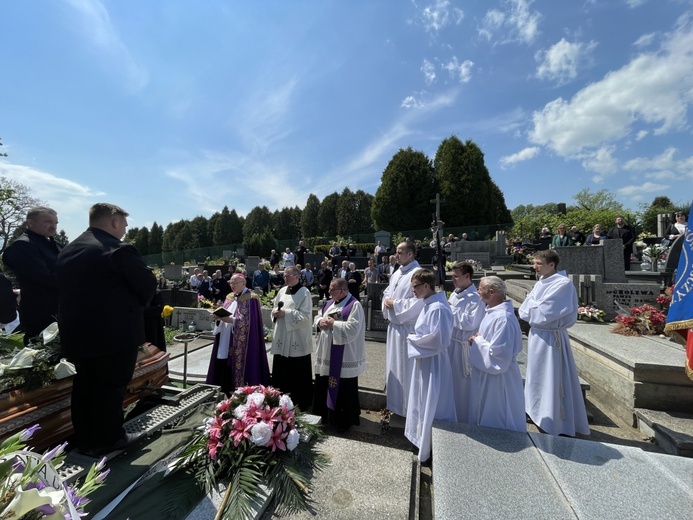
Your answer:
[41,322,60,345]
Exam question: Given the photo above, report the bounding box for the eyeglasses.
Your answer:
[412,283,424,290]
[328,287,344,293]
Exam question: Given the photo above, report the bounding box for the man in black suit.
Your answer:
[56,203,157,456]
[2,206,62,344]
[607,215,636,271]
[316,261,333,300]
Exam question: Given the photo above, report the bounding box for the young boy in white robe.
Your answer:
[405,269,456,463]
[448,261,484,422]
[468,276,526,432]
[519,249,589,437]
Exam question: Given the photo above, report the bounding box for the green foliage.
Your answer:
[243,206,273,238]
[55,229,69,245]
[243,229,276,257]
[434,136,511,226]
[134,226,150,255]
[273,206,302,241]
[639,195,689,234]
[300,194,321,238]
[371,147,436,231]
[190,216,211,247]
[317,192,339,236]
[336,187,355,236]
[0,333,63,393]
[149,222,164,254]
[508,189,641,240]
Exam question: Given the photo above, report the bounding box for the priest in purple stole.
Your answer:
[206,274,270,393]
[313,278,367,431]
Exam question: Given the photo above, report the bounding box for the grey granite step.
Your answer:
[635,408,693,457]
[432,420,693,519]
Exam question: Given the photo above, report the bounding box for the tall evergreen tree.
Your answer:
[243,206,273,239]
[229,209,243,244]
[301,194,321,238]
[162,221,186,252]
[213,206,235,245]
[336,187,356,236]
[353,190,375,234]
[55,229,69,246]
[190,216,210,247]
[134,227,150,255]
[318,192,339,236]
[434,136,510,226]
[149,222,164,254]
[371,147,436,231]
[173,221,194,251]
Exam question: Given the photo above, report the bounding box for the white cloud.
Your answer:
[617,181,669,199]
[0,161,106,240]
[635,130,649,140]
[529,14,693,163]
[62,0,148,92]
[478,0,542,45]
[419,0,464,33]
[626,0,648,8]
[421,59,436,85]
[580,145,618,181]
[623,147,678,172]
[442,57,474,83]
[402,95,424,109]
[535,38,597,84]
[499,146,539,168]
[634,32,657,48]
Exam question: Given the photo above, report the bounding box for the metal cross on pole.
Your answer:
[430,193,446,286]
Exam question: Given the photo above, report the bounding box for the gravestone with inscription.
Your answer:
[366,283,389,332]
[163,264,184,280]
[562,240,660,320]
[172,306,216,331]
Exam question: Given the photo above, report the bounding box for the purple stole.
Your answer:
[321,294,357,410]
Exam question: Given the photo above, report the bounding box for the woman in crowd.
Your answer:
[585,224,607,245]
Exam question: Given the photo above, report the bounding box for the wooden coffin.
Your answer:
[0,343,170,450]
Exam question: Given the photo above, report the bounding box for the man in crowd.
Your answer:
[607,215,636,271]
[336,260,350,280]
[313,278,366,432]
[374,240,386,256]
[377,255,390,282]
[467,276,526,432]
[57,203,157,456]
[570,226,586,245]
[206,274,270,393]
[362,258,380,295]
[519,250,589,437]
[345,261,362,299]
[271,266,314,410]
[294,240,308,267]
[382,241,424,416]
[2,206,62,344]
[282,247,294,267]
[405,268,456,463]
[189,267,201,289]
[329,242,341,268]
[301,262,315,289]
[448,261,484,423]
[317,261,333,301]
[212,269,231,302]
[252,262,270,294]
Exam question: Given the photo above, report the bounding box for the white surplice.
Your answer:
[382,260,425,415]
[469,299,526,433]
[519,271,590,436]
[405,292,457,462]
[313,296,367,378]
[271,285,313,357]
[448,285,484,423]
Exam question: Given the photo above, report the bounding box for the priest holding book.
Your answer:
[206,274,270,393]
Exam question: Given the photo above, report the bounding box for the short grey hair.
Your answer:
[27,206,57,220]
[480,276,507,298]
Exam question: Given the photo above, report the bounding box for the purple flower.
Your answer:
[20,424,41,441]
[42,441,68,462]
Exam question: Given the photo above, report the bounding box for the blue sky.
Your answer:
[1,0,692,241]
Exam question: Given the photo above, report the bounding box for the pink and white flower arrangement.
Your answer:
[577,305,606,322]
[170,385,326,518]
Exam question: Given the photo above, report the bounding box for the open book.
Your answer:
[210,306,232,318]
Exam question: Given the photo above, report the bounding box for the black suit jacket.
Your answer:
[317,267,333,287]
[56,227,157,360]
[2,230,62,337]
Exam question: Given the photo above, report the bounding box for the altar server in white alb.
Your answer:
[468,276,526,432]
[448,261,484,422]
[519,250,589,437]
[382,241,424,416]
[405,269,457,462]
[313,278,367,432]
